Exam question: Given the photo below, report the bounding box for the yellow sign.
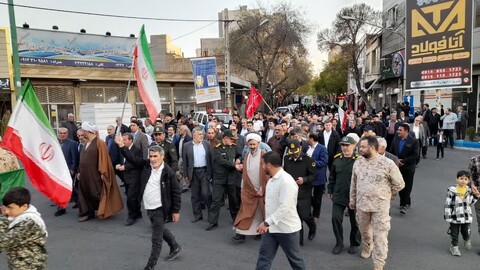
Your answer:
[411,0,465,37]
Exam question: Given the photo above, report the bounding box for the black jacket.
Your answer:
[120,146,181,222]
[318,130,341,169]
[120,145,143,184]
[390,134,419,170]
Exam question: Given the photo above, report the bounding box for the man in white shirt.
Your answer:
[265,119,276,143]
[255,151,306,270]
[115,138,183,270]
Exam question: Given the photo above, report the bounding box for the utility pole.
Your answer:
[8,0,22,98]
[223,8,233,112]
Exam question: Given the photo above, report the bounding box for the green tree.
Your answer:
[314,57,348,98]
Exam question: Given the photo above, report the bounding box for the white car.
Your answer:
[275,106,293,114]
[192,109,232,129]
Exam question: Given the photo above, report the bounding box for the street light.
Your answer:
[341,15,405,41]
[224,12,269,112]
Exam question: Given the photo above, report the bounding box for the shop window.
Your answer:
[81,87,104,103]
[49,86,74,103]
[105,87,125,103]
[34,86,48,103]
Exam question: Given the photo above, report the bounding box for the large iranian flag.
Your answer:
[1,80,72,207]
[134,25,162,120]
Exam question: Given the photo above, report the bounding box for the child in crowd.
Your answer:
[444,171,480,256]
[0,187,48,269]
[436,129,446,160]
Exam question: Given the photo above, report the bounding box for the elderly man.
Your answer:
[350,136,404,270]
[77,122,124,222]
[233,133,270,243]
[377,137,399,166]
[54,128,79,217]
[182,127,213,223]
[60,113,78,142]
[115,117,130,134]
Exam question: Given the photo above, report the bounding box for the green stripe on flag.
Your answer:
[20,80,56,138]
[139,25,155,74]
[0,169,25,202]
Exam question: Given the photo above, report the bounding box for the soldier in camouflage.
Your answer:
[350,136,404,270]
[0,187,48,270]
[151,126,178,171]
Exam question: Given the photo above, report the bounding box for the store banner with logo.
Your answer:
[191,57,221,104]
[405,0,473,90]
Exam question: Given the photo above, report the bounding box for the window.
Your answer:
[387,5,398,28]
[476,0,480,28]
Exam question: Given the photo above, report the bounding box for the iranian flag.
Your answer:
[1,80,72,207]
[134,25,162,120]
[338,106,349,132]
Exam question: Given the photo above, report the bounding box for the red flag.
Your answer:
[245,85,262,119]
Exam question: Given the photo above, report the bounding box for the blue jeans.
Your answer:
[255,231,306,270]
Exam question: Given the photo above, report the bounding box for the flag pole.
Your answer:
[260,95,274,114]
[118,44,136,135]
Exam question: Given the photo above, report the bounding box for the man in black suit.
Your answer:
[390,123,418,216]
[177,125,193,192]
[55,127,79,216]
[116,133,143,226]
[319,121,341,170]
[115,137,182,268]
[182,127,213,223]
[115,117,130,134]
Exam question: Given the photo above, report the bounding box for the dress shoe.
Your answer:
[144,265,154,270]
[78,215,93,222]
[308,231,316,240]
[125,218,136,226]
[348,245,358,254]
[54,209,66,217]
[191,217,203,223]
[165,245,182,261]
[332,245,344,254]
[231,234,246,243]
[206,223,218,230]
[72,203,79,209]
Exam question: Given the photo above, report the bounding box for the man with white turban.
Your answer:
[232,132,270,243]
[77,122,123,222]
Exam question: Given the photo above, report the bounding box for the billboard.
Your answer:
[405,0,472,90]
[190,57,221,104]
[17,28,136,69]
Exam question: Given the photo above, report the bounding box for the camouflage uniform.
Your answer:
[0,215,47,269]
[0,147,20,173]
[350,154,404,269]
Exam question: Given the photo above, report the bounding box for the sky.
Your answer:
[0,0,382,74]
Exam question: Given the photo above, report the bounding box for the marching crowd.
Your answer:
[0,102,479,270]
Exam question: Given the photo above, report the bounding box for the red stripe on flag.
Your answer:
[1,127,72,207]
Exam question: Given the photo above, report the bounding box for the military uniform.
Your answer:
[151,139,178,171]
[327,152,361,251]
[350,154,405,269]
[283,140,317,245]
[207,130,241,228]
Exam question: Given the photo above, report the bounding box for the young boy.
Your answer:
[436,129,446,160]
[0,187,48,269]
[444,171,480,256]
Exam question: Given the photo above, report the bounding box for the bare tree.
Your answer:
[317,3,381,112]
[229,3,311,110]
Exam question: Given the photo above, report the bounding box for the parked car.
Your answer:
[192,109,232,129]
[275,106,293,114]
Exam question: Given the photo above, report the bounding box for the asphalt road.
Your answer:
[1,147,480,270]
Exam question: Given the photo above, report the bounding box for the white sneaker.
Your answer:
[450,245,461,256]
[465,240,472,250]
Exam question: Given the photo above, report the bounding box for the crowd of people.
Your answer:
[0,102,478,270]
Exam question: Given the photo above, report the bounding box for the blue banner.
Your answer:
[191,57,221,104]
[404,95,415,117]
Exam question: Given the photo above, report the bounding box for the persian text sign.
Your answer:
[191,57,221,104]
[405,0,472,90]
[17,28,136,69]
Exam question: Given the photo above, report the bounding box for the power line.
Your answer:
[0,1,227,22]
